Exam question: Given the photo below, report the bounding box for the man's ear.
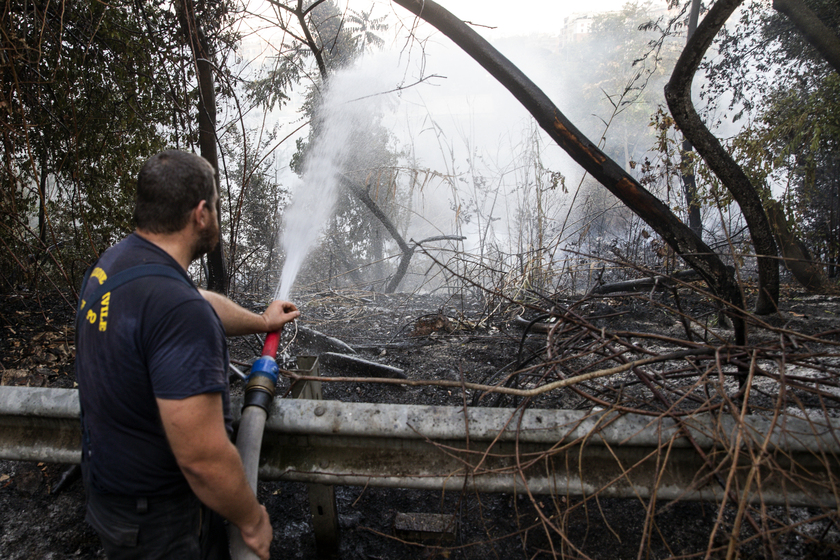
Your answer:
[193,200,210,228]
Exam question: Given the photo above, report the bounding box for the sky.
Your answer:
[408,0,631,35]
[242,0,635,43]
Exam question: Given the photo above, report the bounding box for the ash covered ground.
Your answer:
[1,286,839,559]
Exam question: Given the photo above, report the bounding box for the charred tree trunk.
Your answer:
[340,178,413,293]
[391,0,746,344]
[31,151,48,289]
[177,0,227,294]
[680,146,702,238]
[665,0,779,316]
[38,152,47,248]
[295,1,328,80]
[681,0,703,238]
[832,180,839,278]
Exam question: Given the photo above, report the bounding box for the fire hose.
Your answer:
[228,329,282,560]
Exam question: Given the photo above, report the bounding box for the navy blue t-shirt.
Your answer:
[76,233,230,496]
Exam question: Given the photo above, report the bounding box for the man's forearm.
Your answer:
[158,393,273,558]
[199,289,268,336]
[179,440,262,528]
[199,289,299,336]
[179,440,272,559]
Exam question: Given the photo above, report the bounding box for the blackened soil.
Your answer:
[2,287,839,559]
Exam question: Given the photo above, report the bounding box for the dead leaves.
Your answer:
[1,328,74,387]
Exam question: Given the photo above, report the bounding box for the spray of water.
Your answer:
[274,57,397,301]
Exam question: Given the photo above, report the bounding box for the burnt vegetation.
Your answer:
[2,0,840,559]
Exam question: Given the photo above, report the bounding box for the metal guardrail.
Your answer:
[1,386,838,507]
[0,386,82,464]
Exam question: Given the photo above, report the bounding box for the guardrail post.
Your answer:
[291,356,339,558]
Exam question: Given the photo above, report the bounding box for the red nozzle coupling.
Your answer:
[262,331,281,358]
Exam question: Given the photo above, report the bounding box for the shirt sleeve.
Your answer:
[145,296,228,399]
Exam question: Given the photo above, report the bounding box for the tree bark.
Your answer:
[391,0,746,343]
[681,0,703,238]
[766,200,830,292]
[38,151,47,247]
[665,0,779,315]
[177,0,228,294]
[773,0,840,74]
[295,0,329,80]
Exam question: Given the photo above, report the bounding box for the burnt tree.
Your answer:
[177,0,228,293]
[681,0,703,238]
[391,0,747,344]
[665,0,779,315]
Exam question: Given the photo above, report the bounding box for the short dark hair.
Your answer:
[134,150,217,234]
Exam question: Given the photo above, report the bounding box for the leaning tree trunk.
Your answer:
[177,0,228,294]
[766,200,830,293]
[665,0,779,315]
[773,0,840,74]
[391,0,746,344]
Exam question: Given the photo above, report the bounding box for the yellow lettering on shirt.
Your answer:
[90,267,107,285]
[99,292,110,332]
[87,309,97,324]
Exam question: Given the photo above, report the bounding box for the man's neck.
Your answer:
[134,229,193,271]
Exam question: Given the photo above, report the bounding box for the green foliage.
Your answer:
[715,0,840,276]
[559,2,682,172]
[345,6,388,54]
[703,0,839,116]
[269,0,405,290]
[246,43,305,112]
[0,0,238,292]
[735,72,840,273]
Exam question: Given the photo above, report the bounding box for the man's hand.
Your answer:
[261,300,299,333]
[239,504,272,560]
[157,393,273,559]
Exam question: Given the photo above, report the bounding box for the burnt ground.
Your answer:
[1,285,840,559]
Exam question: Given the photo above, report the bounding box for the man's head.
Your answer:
[134,150,220,260]
[134,150,218,235]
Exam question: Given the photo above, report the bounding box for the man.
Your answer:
[76,150,299,560]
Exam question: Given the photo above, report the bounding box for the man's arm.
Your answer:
[199,289,299,336]
[157,393,272,560]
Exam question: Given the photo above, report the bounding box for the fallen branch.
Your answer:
[319,352,407,379]
[283,348,714,398]
[589,270,701,295]
[296,325,357,354]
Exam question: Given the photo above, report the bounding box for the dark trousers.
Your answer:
[84,482,231,560]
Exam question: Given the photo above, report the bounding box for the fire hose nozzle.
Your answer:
[243,355,280,412]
